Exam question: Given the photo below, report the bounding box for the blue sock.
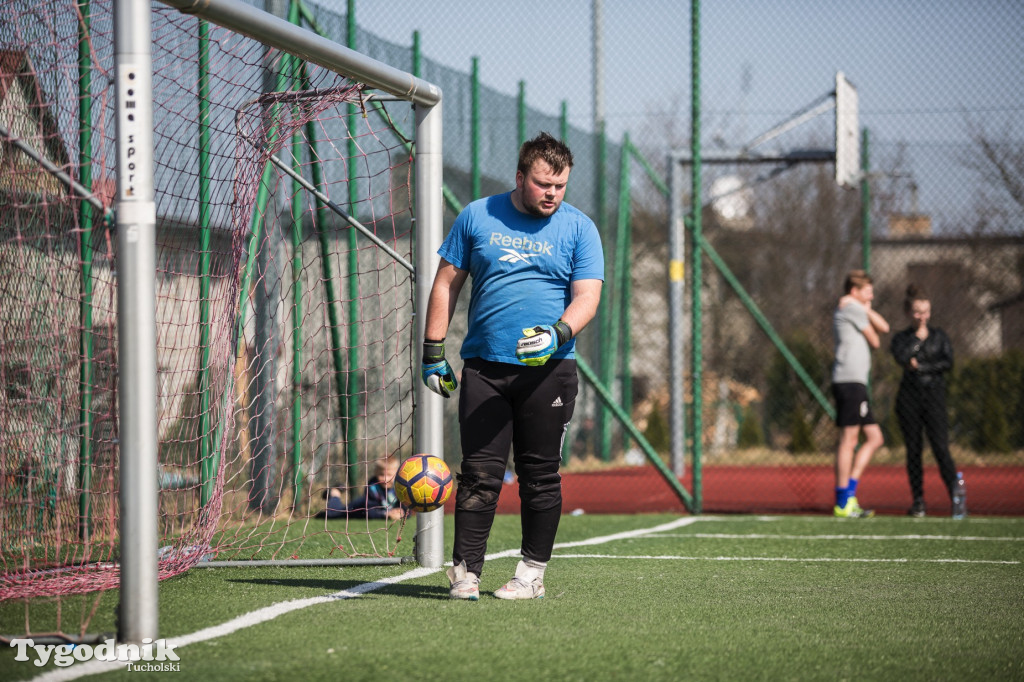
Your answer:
[836,487,850,508]
[847,478,859,498]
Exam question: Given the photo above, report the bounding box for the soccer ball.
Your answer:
[394,454,453,512]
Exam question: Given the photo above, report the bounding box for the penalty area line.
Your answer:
[28,516,701,682]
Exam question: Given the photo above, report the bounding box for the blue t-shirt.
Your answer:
[438,192,604,364]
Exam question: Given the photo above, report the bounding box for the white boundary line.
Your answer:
[553,553,1020,565]
[647,532,1024,542]
[27,516,701,681]
[744,515,1024,524]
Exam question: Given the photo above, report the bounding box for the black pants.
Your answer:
[453,358,578,577]
[896,383,957,501]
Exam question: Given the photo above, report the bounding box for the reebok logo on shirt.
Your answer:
[498,248,540,264]
[489,232,554,257]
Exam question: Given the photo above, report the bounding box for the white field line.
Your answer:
[745,515,1024,524]
[28,516,701,682]
[647,532,1024,542]
[553,553,1020,565]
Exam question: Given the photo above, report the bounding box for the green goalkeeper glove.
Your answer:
[515,320,572,366]
[422,339,457,398]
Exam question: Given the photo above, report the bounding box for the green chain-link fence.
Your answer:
[4,0,1018,516]
[337,0,1022,515]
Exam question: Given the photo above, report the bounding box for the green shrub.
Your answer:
[950,350,1024,452]
[765,332,830,451]
[736,402,765,449]
[643,403,671,454]
[788,407,816,453]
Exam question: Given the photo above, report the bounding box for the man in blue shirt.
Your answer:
[421,132,604,600]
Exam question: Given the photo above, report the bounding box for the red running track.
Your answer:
[443,466,1024,516]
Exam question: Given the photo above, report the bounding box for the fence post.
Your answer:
[689,0,703,512]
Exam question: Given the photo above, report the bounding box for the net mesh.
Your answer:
[1,0,416,633]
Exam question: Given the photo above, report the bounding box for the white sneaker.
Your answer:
[494,559,545,600]
[446,560,480,600]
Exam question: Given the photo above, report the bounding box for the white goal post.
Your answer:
[115,0,445,642]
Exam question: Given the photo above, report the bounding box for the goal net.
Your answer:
[1,0,431,640]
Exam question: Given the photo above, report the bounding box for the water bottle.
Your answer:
[951,472,967,520]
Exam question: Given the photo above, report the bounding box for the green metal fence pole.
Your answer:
[861,128,871,272]
[621,148,634,414]
[559,100,570,205]
[600,133,631,459]
[559,99,573,464]
[210,98,290,506]
[77,0,95,541]
[690,0,703,513]
[288,0,304,507]
[411,30,420,76]
[559,99,576,464]
[289,148,303,506]
[517,80,526,147]
[471,57,481,201]
[198,19,216,507]
[294,0,325,36]
[236,29,295,511]
[345,0,360,487]
[596,121,610,461]
[301,68,347,481]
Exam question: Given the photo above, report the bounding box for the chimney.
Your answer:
[887,181,931,237]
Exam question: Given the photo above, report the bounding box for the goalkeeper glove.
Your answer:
[515,320,572,366]
[422,339,458,398]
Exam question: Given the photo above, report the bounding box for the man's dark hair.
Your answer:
[843,269,873,295]
[517,132,574,175]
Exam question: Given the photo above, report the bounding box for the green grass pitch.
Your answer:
[2,514,1022,681]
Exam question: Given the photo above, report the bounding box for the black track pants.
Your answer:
[453,358,578,577]
[896,383,957,501]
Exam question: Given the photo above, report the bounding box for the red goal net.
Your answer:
[1,0,418,639]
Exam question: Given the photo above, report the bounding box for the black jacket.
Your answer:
[890,325,953,390]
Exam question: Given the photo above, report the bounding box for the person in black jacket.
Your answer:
[890,285,958,517]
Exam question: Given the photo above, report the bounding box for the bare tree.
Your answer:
[962,119,1024,234]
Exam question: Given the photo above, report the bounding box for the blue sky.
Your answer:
[341,0,1023,221]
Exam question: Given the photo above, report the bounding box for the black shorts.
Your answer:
[458,357,578,467]
[832,382,876,427]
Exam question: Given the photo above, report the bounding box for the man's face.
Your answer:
[515,160,570,218]
[852,283,874,305]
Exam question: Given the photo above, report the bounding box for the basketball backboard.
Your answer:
[835,71,859,188]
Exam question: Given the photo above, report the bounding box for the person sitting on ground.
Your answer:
[317,456,406,521]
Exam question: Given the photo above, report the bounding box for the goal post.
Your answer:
[114,0,160,644]
[0,0,444,644]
